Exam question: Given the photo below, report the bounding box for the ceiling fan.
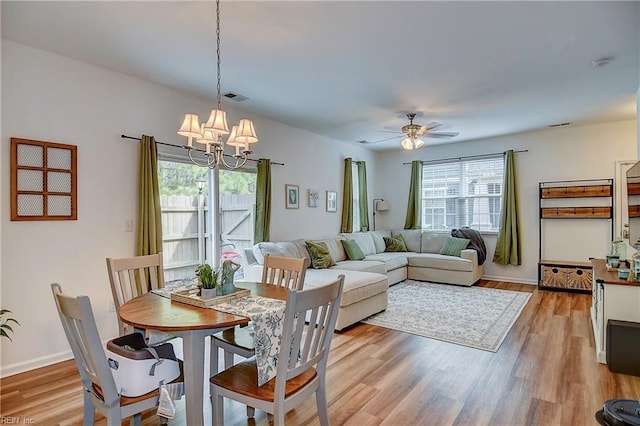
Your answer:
[359,113,459,150]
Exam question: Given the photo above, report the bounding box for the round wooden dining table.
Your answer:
[118,281,289,426]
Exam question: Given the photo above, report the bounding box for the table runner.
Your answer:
[151,285,286,386]
[214,296,286,385]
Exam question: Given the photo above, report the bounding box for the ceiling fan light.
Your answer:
[401,138,414,150]
[414,138,425,149]
[234,119,258,144]
[204,109,230,135]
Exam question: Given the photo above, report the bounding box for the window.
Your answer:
[157,158,256,283]
[421,156,504,232]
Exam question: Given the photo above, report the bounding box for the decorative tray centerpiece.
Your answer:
[170,287,250,308]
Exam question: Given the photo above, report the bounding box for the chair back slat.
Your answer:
[277,275,344,396]
[261,255,308,290]
[106,253,164,335]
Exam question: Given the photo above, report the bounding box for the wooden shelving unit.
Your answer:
[628,182,640,218]
[538,179,613,293]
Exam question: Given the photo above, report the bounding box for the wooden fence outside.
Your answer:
[161,194,255,282]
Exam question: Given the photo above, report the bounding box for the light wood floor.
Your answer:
[2,280,639,425]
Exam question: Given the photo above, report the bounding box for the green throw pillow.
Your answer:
[305,241,335,269]
[342,239,365,261]
[440,237,470,257]
[384,235,408,252]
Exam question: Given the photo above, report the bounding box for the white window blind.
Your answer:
[421,156,504,232]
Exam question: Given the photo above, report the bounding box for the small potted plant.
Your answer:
[195,264,219,299]
[1,309,20,341]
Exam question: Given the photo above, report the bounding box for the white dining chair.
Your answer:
[210,274,344,426]
[210,254,309,376]
[106,253,168,340]
[51,283,174,426]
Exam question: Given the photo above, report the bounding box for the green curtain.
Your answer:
[340,158,353,233]
[404,160,422,229]
[254,158,271,244]
[493,150,521,265]
[136,135,162,256]
[357,161,370,232]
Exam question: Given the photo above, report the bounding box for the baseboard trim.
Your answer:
[0,336,116,379]
[482,275,538,285]
[1,349,73,379]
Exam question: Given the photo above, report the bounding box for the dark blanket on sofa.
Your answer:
[451,227,487,265]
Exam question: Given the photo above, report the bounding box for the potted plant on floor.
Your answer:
[195,264,219,299]
[1,309,20,341]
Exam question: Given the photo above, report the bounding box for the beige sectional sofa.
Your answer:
[242,229,484,330]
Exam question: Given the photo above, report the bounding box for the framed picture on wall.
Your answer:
[285,184,299,209]
[326,190,337,212]
[308,189,319,207]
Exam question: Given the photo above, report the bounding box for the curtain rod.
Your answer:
[403,149,528,165]
[120,134,285,166]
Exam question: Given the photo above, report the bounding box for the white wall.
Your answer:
[0,41,375,377]
[374,120,638,284]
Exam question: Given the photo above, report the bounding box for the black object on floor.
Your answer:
[595,399,640,426]
[607,319,640,377]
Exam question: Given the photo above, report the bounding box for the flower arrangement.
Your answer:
[195,264,220,289]
[1,309,20,341]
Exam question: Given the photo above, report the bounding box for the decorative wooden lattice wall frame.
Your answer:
[11,138,77,221]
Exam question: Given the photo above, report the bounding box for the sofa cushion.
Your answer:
[391,230,422,252]
[252,241,301,264]
[420,232,450,254]
[342,239,365,261]
[303,269,389,307]
[332,260,386,274]
[440,237,470,257]
[291,239,312,263]
[407,253,473,272]
[305,241,335,269]
[384,235,408,252]
[365,252,410,271]
[310,237,346,262]
[340,232,376,256]
[370,230,391,253]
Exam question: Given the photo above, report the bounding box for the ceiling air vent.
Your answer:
[223,92,249,102]
[549,122,571,128]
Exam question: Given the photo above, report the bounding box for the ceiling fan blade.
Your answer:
[423,121,442,131]
[376,129,402,134]
[425,132,459,138]
[358,135,403,144]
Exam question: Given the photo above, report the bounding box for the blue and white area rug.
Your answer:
[362,280,531,352]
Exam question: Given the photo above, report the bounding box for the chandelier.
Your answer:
[177,0,258,169]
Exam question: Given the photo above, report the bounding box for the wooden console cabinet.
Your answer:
[590,258,640,364]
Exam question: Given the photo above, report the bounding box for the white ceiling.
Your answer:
[2,1,639,151]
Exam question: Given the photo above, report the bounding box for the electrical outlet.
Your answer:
[125,220,134,232]
[108,300,116,313]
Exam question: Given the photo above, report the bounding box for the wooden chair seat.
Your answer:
[210,359,317,402]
